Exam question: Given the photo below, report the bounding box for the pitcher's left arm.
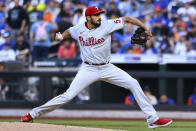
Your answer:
[122,16,152,37]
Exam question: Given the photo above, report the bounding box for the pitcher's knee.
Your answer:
[60,92,74,102]
[133,79,140,86]
[127,78,140,90]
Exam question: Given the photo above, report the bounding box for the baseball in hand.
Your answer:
[56,32,63,41]
[57,34,62,39]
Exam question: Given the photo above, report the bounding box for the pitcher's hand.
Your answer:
[55,32,63,41]
[145,29,152,37]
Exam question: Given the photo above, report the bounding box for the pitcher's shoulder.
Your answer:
[101,19,109,25]
[72,23,85,30]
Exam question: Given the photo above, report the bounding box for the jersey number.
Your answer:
[114,19,121,24]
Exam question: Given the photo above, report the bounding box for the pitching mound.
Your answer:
[0,122,124,131]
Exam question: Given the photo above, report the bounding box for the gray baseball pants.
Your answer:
[30,63,159,124]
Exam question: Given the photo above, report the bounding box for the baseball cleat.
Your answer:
[148,118,173,128]
[21,113,33,122]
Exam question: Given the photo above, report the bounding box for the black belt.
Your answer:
[84,61,109,66]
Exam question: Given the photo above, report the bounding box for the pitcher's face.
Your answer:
[90,13,101,27]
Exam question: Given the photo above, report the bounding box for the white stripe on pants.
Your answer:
[30,63,159,124]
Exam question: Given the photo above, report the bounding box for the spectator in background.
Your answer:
[142,39,158,54]
[0,57,9,101]
[187,16,196,49]
[57,12,72,34]
[143,85,157,105]
[124,93,135,105]
[37,0,47,12]
[24,85,39,102]
[14,32,30,61]
[0,32,15,50]
[28,0,46,12]
[140,0,154,16]
[88,0,101,7]
[107,1,122,19]
[0,30,5,47]
[57,39,76,59]
[159,35,174,54]
[6,0,29,9]
[118,0,130,16]
[184,42,196,56]
[177,1,196,17]
[157,94,175,105]
[0,1,6,30]
[27,0,40,29]
[118,0,140,16]
[153,0,170,18]
[113,23,134,54]
[112,23,133,45]
[6,0,27,40]
[72,9,84,26]
[4,0,14,13]
[150,6,167,36]
[125,2,140,18]
[187,84,196,105]
[111,39,122,54]
[138,14,151,30]
[173,21,188,43]
[45,0,60,22]
[127,44,143,54]
[0,64,6,102]
[0,78,9,101]
[74,1,86,12]
[61,1,74,17]
[0,43,16,62]
[168,10,179,34]
[30,12,57,59]
[121,23,133,46]
[174,33,187,55]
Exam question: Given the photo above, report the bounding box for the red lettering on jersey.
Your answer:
[78,36,105,46]
[98,39,102,44]
[114,19,121,24]
[82,41,85,46]
[79,36,83,41]
[88,37,94,45]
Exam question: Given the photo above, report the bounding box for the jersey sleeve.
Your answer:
[103,18,124,34]
[69,26,78,40]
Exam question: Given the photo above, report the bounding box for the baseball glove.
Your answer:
[131,27,150,45]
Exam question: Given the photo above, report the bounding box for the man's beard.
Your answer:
[91,19,101,28]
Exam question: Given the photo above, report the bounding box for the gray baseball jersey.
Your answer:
[69,18,124,64]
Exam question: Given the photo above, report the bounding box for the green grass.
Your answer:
[1,119,196,131]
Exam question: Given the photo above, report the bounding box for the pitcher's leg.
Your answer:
[101,64,158,124]
[30,66,99,118]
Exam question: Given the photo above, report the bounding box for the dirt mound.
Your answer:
[0,122,124,131]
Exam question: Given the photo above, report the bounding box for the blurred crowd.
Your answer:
[0,0,196,63]
[124,83,196,106]
[124,85,175,106]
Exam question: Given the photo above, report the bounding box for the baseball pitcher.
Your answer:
[21,6,173,128]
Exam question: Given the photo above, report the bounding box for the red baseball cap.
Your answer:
[85,6,105,17]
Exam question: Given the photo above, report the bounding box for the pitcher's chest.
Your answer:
[78,30,106,47]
